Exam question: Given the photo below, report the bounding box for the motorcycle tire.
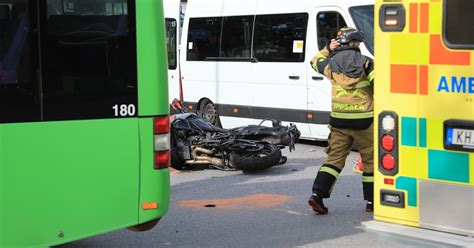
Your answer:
[229,143,282,172]
[171,149,188,170]
[170,135,188,170]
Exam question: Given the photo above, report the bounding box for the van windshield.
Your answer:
[350,5,374,55]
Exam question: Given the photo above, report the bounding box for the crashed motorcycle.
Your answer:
[170,100,300,172]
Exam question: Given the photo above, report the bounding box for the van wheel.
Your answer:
[198,99,221,127]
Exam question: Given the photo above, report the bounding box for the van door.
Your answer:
[251,12,311,137]
[164,0,181,103]
[307,7,351,139]
[214,0,257,127]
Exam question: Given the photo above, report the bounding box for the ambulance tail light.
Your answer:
[379,4,405,32]
[381,135,394,151]
[381,154,395,171]
[154,116,171,169]
[378,112,399,176]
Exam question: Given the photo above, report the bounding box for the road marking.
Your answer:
[286,210,303,216]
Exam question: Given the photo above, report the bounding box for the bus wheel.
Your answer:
[127,219,161,232]
[198,99,221,127]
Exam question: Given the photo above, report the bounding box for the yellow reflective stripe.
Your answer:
[331,111,374,119]
[355,80,371,89]
[312,61,318,71]
[362,176,374,182]
[367,70,375,82]
[319,167,340,178]
[317,52,327,59]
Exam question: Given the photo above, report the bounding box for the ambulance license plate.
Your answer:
[445,126,474,152]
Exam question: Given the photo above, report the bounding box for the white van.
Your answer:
[164,0,181,103]
[179,0,374,140]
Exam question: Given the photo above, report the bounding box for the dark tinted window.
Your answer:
[221,15,253,58]
[350,5,374,54]
[166,18,177,69]
[44,0,137,121]
[253,13,308,62]
[317,12,347,50]
[187,17,222,61]
[60,0,128,15]
[0,0,41,123]
[444,0,474,49]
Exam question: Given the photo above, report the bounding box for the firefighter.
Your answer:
[308,27,375,214]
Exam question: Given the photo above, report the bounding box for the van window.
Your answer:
[253,13,308,62]
[350,5,374,54]
[187,17,222,61]
[166,18,177,69]
[221,15,254,58]
[317,12,347,50]
[444,0,474,49]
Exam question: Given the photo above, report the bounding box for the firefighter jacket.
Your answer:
[311,46,375,130]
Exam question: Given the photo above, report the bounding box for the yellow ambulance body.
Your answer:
[374,0,473,236]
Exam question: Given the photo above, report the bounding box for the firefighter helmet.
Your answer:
[336,27,364,44]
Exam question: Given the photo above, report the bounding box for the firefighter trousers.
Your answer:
[312,124,374,201]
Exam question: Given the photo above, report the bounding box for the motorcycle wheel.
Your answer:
[171,149,188,170]
[229,143,282,172]
[170,135,188,170]
[198,99,222,128]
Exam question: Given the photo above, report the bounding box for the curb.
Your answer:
[361,220,474,248]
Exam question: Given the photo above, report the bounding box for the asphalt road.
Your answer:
[57,143,445,248]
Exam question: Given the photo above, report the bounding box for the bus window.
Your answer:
[317,11,347,51]
[166,18,177,69]
[444,0,474,49]
[0,1,40,123]
[44,0,137,121]
[350,5,374,54]
[221,15,254,58]
[187,17,222,61]
[253,13,308,62]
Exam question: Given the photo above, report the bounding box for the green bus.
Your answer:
[0,0,170,247]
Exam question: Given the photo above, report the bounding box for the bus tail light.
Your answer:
[154,116,170,169]
[378,112,399,176]
[154,151,170,169]
[154,116,170,134]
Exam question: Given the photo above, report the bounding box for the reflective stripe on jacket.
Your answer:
[311,47,374,121]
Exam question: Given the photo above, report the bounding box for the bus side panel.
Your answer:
[0,119,140,247]
[136,0,169,116]
[0,126,4,247]
[138,118,170,223]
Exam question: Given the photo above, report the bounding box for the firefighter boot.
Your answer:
[308,193,328,214]
[310,164,341,214]
[362,172,374,212]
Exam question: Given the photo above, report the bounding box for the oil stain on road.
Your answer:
[178,194,293,209]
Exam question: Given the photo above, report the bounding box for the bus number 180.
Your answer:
[113,104,136,117]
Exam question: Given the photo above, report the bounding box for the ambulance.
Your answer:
[374,0,473,236]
